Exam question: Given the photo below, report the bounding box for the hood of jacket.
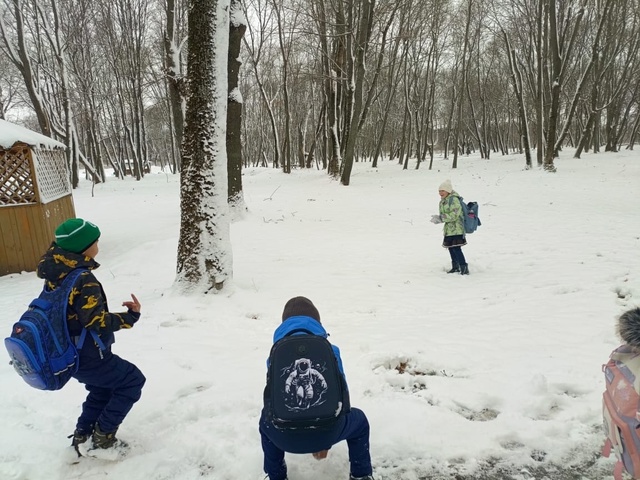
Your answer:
[273,315,328,343]
[37,242,100,287]
[443,190,461,202]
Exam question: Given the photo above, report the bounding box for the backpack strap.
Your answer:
[29,298,51,310]
[30,269,88,311]
[75,328,106,351]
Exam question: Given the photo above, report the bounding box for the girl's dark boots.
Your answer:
[460,264,469,275]
[447,263,460,274]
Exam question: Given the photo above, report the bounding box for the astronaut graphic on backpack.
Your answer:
[284,358,328,410]
[264,298,351,431]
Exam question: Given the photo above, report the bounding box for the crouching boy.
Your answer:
[259,296,374,480]
[37,218,146,455]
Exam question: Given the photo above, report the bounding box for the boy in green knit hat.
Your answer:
[37,218,145,456]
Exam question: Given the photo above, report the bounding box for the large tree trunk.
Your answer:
[227,0,246,208]
[177,0,233,292]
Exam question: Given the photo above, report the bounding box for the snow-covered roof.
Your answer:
[0,119,66,150]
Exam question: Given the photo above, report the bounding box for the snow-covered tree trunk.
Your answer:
[164,0,185,173]
[177,0,233,292]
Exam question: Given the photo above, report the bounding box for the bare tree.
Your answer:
[502,28,532,168]
[243,0,282,168]
[542,0,585,171]
[552,0,615,156]
[99,0,152,180]
[451,0,473,169]
[0,0,102,184]
[270,0,298,174]
[163,0,187,173]
[0,54,22,119]
[313,0,342,177]
[5,0,640,181]
[340,0,375,185]
[227,0,247,207]
[370,6,404,168]
[0,0,52,137]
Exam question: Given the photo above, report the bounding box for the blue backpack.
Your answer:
[264,328,350,430]
[4,269,102,391]
[459,197,481,234]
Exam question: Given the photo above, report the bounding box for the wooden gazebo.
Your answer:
[0,119,75,275]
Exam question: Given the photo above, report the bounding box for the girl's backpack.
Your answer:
[458,197,481,234]
[602,345,640,479]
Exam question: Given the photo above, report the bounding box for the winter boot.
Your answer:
[460,264,469,275]
[447,263,460,274]
[349,475,375,480]
[92,424,127,449]
[68,429,92,457]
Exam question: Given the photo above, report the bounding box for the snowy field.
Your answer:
[1,149,639,480]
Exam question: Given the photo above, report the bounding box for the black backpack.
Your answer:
[264,328,350,430]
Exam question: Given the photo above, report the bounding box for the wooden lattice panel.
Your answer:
[0,147,37,205]
[33,149,71,204]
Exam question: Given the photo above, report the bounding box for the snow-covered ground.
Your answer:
[1,149,638,480]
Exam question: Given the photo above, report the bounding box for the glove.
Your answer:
[430,214,442,224]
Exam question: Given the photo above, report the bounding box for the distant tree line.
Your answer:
[2,0,639,186]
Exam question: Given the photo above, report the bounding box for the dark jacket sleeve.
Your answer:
[69,271,140,335]
[331,344,351,413]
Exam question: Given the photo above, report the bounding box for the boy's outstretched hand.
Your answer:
[122,293,141,313]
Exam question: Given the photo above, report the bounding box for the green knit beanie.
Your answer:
[55,218,101,254]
